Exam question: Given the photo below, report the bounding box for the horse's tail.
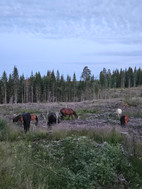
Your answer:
[73,111,78,119]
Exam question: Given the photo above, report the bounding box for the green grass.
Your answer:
[78,108,100,115]
[0,119,142,188]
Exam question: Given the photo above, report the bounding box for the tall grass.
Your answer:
[9,137,142,188]
[0,119,142,188]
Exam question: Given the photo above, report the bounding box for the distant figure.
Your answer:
[116,108,122,117]
[120,115,129,127]
[60,108,78,120]
[22,112,31,133]
[47,112,59,128]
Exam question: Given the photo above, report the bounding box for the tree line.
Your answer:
[0,66,142,104]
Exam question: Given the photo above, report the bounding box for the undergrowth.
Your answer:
[0,119,142,189]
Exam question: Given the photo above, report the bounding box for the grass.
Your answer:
[78,108,100,115]
[124,97,141,107]
[44,126,123,145]
[0,119,142,188]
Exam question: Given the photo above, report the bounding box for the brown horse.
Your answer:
[13,114,23,123]
[60,108,78,120]
[120,115,129,126]
[13,113,38,126]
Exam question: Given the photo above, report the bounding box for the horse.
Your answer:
[13,114,38,125]
[31,114,38,126]
[60,108,78,120]
[47,112,59,128]
[13,113,38,133]
[120,115,129,127]
[22,112,31,133]
[13,114,23,124]
[116,108,122,117]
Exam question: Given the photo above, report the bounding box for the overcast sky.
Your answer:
[0,0,142,80]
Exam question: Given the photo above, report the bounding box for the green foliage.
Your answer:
[77,109,99,118]
[0,126,142,189]
[131,157,142,178]
[9,136,141,188]
[0,143,16,189]
[26,131,49,141]
[0,119,10,141]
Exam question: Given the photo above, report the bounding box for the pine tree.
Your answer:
[66,75,71,101]
[120,69,125,88]
[29,72,34,103]
[19,75,25,103]
[35,72,42,103]
[100,71,106,88]
[1,71,7,104]
[72,73,77,101]
[81,66,91,81]
[7,74,14,103]
[12,66,19,103]
[133,67,137,87]
[50,70,56,102]
[56,70,60,102]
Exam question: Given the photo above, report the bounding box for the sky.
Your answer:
[0,0,142,80]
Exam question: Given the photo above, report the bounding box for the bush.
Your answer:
[11,136,141,189]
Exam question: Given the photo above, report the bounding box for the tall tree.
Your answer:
[29,72,34,103]
[50,70,56,102]
[72,73,77,101]
[7,74,14,103]
[66,75,71,101]
[1,71,7,104]
[19,75,25,103]
[120,69,125,88]
[35,72,42,103]
[81,66,91,81]
[133,67,137,87]
[100,71,106,88]
[12,66,19,103]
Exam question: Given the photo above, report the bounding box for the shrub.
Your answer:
[11,136,141,188]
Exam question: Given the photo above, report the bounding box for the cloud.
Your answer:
[0,0,142,39]
[0,0,142,80]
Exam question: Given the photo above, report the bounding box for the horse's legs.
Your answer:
[24,124,28,133]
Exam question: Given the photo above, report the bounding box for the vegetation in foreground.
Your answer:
[0,119,142,189]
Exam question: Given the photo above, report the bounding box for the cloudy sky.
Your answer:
[0,0,142,80]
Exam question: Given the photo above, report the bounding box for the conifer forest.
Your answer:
[0,66,142,104]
